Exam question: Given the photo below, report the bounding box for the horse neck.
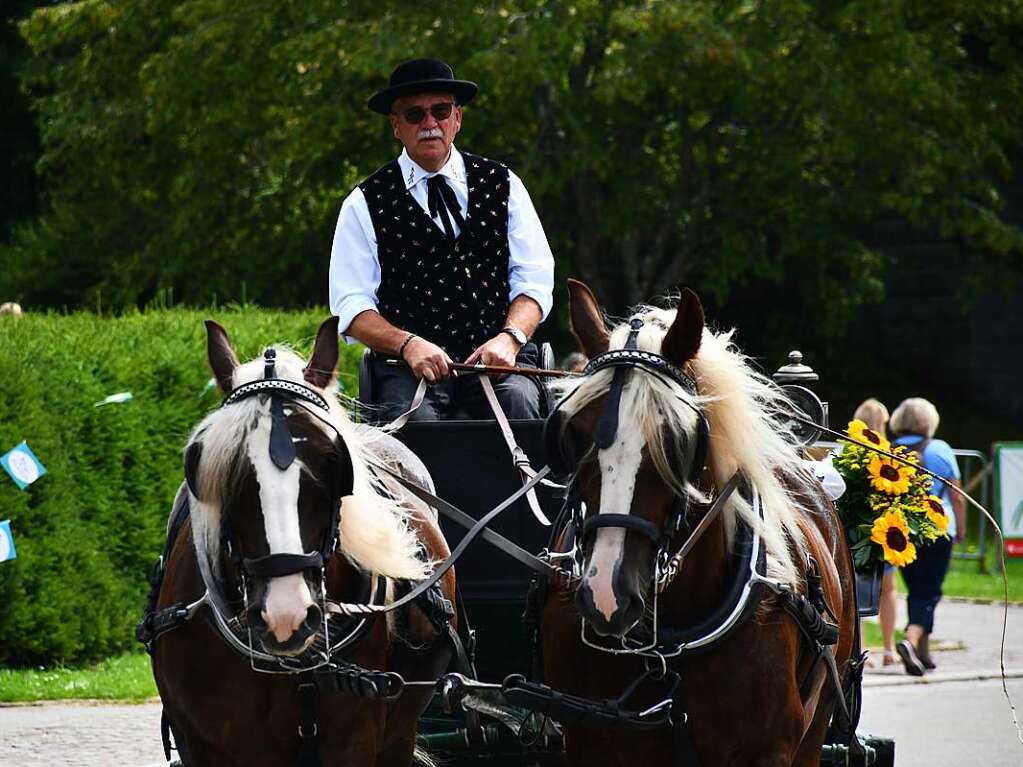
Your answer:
[659,488,731,625]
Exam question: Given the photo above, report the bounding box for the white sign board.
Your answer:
[995,443,1023,557]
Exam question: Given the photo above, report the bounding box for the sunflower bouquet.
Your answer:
[832,419,951,572]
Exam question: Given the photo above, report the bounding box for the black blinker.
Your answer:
[184,441,203,498]
[334,436,355,499]
[543,408,571,477]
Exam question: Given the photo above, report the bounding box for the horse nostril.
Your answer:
[302,603,323,635]
[622,594,645,627]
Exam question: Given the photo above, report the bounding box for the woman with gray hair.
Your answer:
[890,397,966,675]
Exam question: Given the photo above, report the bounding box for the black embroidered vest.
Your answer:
[359,152,510,362]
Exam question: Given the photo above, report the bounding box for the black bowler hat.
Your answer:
[368,58,478,115]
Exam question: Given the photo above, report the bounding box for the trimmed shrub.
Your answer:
[0,307,361,666]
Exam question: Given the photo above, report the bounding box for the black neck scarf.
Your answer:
[426,174,465,240]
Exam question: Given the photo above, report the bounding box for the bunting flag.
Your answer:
[1,441,47,490]
[0,520,16,563]
[93,391,134,407]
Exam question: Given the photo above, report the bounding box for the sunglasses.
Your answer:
[395,102,456,124]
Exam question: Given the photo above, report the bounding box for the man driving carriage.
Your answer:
[329,58,555,422]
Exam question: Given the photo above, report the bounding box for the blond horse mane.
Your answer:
[184,346,429,583]
[553,305,816,587]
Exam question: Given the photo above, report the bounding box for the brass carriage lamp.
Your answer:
[772,350,828,450]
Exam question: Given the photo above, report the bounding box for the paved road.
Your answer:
[0,701,165,767]
[862,598,1023,685]
[860,678,1023,766]
[1,599,1020,765]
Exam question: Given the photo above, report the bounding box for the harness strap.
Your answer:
[243,552,323,579]
[582,513,662,542]
[501,671,678,730]
[296,679,322,767]
[776,588,840,647]
[672,473,741,563]
[379,378,429,433]
[367,457,562,582]
[312,662,405,701]
[160,709,176,763]
[595,366,629,449]
[670,685,699,767]
[479,374,552,525]
[136,598,205,647]
[594,318,643,450]
[293,398,562,608]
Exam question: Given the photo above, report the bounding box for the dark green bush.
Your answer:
[0,307,361,666]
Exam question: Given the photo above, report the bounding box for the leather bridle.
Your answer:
[185,349,353,585]
[542,318,747,654]
[182,349,366,671]
[545,320,713,567]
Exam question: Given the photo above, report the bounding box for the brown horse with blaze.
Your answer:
[150,317,456,766]
[539,280,860,766]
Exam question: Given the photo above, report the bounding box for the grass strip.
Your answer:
[0,652,156,703]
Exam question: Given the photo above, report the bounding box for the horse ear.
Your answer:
[205,320,240,393]
[304,316,340,389]
[661,288,704,365]
[568,278,610,358]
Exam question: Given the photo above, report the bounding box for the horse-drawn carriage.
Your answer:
[138,282,896,766]
[362,344,894,766]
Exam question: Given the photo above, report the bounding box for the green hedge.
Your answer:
[0,307,361,666]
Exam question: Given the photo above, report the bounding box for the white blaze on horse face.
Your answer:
[247,420,314,643]
[584,424,646,622]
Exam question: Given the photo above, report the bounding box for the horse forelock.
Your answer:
[554,304,814,587]
[184,345,429,582]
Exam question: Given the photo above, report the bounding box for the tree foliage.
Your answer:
[0,0,44,242]
[5,0,1023,349]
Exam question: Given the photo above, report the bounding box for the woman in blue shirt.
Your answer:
[890,397,966,676]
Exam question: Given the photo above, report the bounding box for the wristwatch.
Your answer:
[499,326,528,347]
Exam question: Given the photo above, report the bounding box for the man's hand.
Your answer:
[403,337,452,383]
[464,333,521,369]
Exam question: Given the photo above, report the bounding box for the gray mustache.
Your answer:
[417,128,443,140]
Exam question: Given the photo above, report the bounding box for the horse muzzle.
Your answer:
[246,573,323,655]
[575,577,646,637]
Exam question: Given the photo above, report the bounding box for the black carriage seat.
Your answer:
[355,344,562,681]
[357,344,556,422]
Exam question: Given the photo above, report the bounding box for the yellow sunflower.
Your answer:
[847,419,890,453]
[871,511,918,567]
[867,456,912,495]
[922,495,950,533]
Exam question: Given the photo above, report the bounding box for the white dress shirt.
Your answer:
[329,146,555,340]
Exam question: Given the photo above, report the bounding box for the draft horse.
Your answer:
[142,318,456,767]
[538,281,861,766]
